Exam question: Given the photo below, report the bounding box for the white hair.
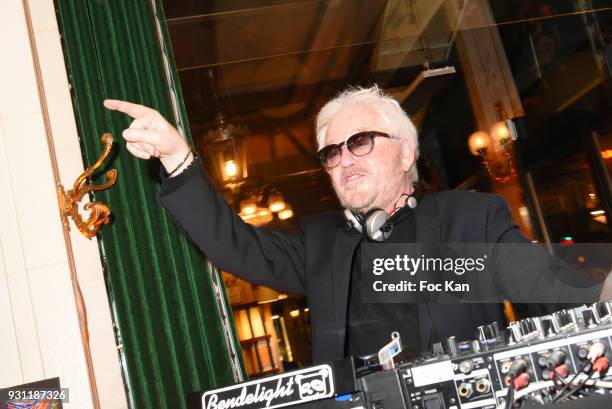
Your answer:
[315,85,419,185]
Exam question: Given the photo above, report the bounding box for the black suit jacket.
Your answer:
[159,160,600,363]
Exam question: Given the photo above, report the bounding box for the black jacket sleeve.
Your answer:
[158,158,306,294]
[486,195,602,306]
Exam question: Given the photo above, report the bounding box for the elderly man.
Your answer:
[104,86,606,363]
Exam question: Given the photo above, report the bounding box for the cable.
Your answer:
[504,378,516,409]
[583,379,612,388]
[503,359,529,409]
[551,366,589,403]
[496,354,610,408]
[556,372,595,401]
[552,356,610,402]
[557,357,610,401]
[550,374,579,403]
[514,380,555,400]
[496,380,547,409]
[499,375,612,408]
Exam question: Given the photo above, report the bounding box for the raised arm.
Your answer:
[103,99,194,175]
[104,100,307,294]
[486,195,603,306]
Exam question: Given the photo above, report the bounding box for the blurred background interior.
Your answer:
[160,0,612,376]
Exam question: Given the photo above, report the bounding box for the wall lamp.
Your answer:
[468,120,517,183]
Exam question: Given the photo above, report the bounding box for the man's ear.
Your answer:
[400,139,415,172]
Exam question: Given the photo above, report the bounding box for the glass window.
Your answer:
[162,0,612,370]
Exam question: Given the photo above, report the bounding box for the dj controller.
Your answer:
[190,302,612,409]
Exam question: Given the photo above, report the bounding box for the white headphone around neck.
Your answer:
[344,195,418,242]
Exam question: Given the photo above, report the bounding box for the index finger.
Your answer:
[103,99,157,119]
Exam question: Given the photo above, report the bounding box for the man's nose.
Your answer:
[339,145,356,167]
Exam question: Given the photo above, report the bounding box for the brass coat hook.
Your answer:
[58,133,117,239]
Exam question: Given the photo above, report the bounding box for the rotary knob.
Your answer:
[541,316,557,337]
[591,302,612,324]
[508,322,522,343]
[459,359,475,374]
[552,309,577,332]
[517,317,544,340]
[446,336,458,356]
[477,322,501,344]
[582,309,597,327]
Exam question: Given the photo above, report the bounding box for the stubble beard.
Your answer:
[333,170,407,215]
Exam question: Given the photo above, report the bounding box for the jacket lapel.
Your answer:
[415,192,441,351]
[332,226,362,356]
[330,192,441,355]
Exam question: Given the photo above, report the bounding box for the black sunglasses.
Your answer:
[315,131,393,169]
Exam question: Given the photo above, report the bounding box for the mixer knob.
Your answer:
[508,322,522,343]
[516,317,543,340]
[582,309,597,327]
[492,322,501,337]
[591,302,612,324]
[446,336,458,356]
[532,317,545,338]
[477,322,502,346]
[551,311,564,332]
[569,309,578,327]
[459,359,475,374]
[519,318,533,337]
[541,316,557,337]
[552,309,577,332]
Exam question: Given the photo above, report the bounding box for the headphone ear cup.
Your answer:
[364,209,392,242]
[344,209,363,233]
[407,196,417,209]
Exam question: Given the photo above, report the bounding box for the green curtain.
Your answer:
[55,1,245,408]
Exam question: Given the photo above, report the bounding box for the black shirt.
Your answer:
[345,207,421,357]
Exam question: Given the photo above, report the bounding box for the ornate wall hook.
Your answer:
[57,133,117,239]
